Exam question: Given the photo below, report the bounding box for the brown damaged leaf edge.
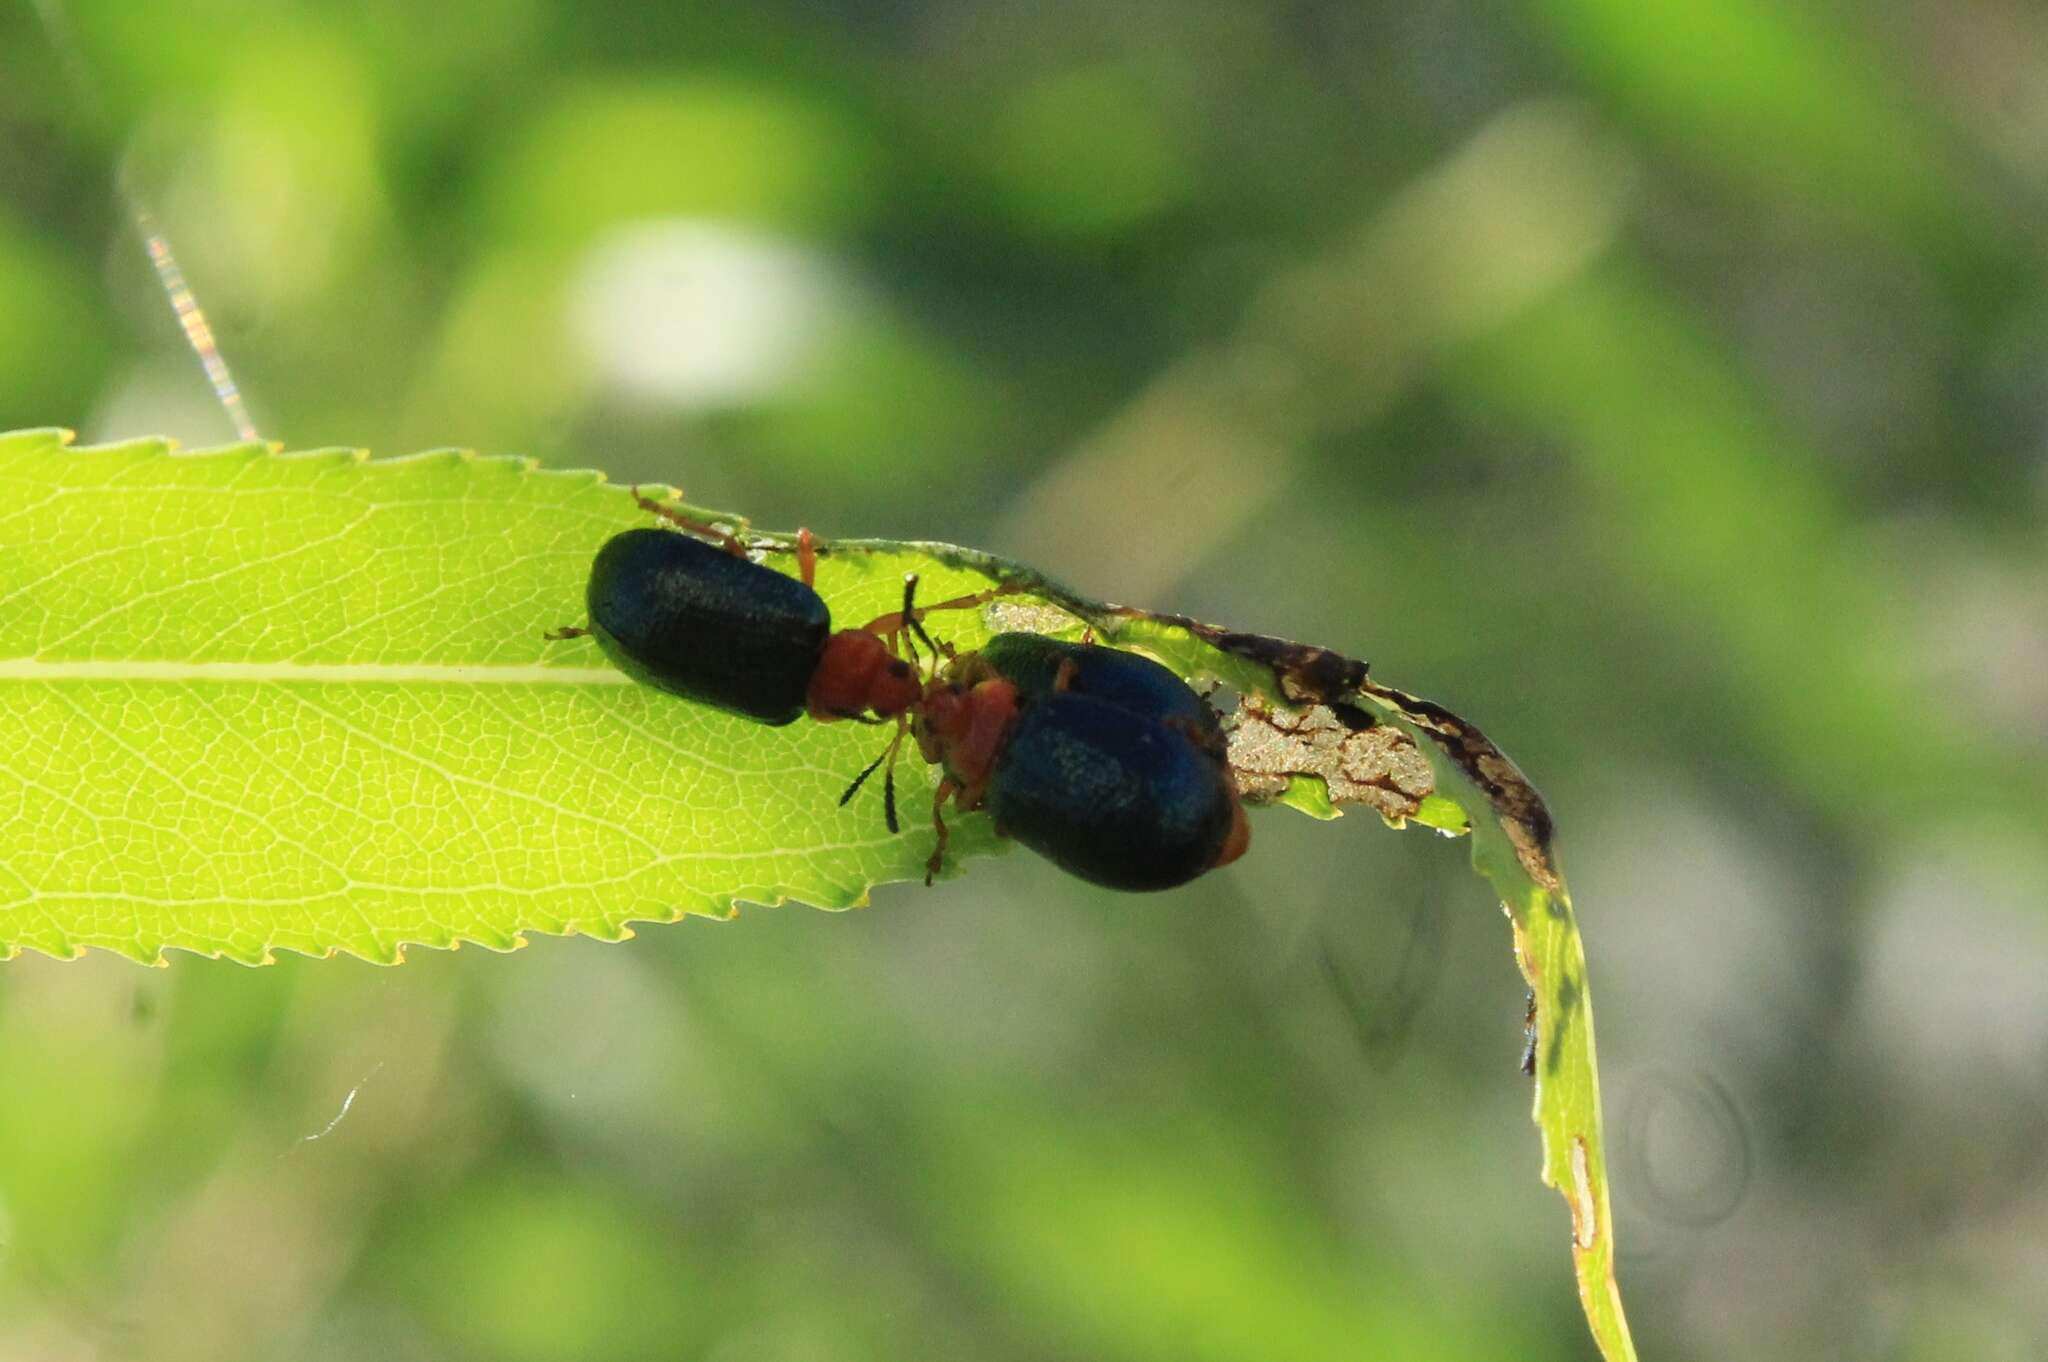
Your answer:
[1227,696,1435,819]
[749,518,1564,914]
[1195,624,1560,890]
[777,522,1563,890]
[1089,600,1558,895]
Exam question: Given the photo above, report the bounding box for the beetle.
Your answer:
[548,491,990,831]
[913,634,1250,890]
[551,497,1250,889]
[987,693,1248,891]
[549,492,923,727]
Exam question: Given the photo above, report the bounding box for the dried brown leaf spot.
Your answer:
[1228,697,1435,821]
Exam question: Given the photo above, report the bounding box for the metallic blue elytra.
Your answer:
[976,633,1225,758]
[585,527,830,725]
[986,692,1240,892]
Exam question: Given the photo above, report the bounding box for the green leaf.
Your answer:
[0,426,1634,1358]
[0,427,1028,964]
[1417,741,1636,1361]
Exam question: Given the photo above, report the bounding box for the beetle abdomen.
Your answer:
[586,528,830,725]
[987,692,1238,891]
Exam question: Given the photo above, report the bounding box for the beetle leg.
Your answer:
[859,581,1022,638]
[797,526,818,588]
[631,486,750,556]
[542,625,589,642]
[911,584,1015,615]
[925,777,957,885]
[1051,657,1079,693]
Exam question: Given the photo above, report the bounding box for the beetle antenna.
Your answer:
[838,725,908,834]
[902,574,942,664]
[898,574,922,672]
[839,744,889,805]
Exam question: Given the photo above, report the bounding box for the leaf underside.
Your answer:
[0,427,1634,1360]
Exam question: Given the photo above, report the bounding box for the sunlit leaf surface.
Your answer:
[0,428,1015,962]
[0,426,1633,1357]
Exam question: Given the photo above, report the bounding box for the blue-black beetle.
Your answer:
[914,635,1248,889]
[550,506,923,728]
[986,691,1247,891]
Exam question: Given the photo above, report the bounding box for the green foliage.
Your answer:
[1,426,1636,1357]
[0,428,1014,962]
[10,0,2038,1353]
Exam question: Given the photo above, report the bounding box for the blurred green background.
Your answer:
[3,1,2047,1359]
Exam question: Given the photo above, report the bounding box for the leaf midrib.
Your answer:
[0,660,629,682]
